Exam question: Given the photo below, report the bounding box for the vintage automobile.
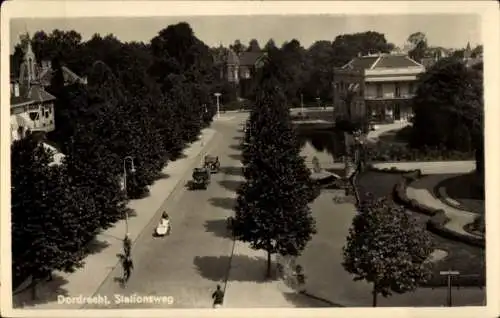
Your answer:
[203,155,221,173]
[190,167,211,190]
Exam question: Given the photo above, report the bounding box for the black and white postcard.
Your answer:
[1,1,499,318]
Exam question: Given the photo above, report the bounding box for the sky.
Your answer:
[10,14,480,51]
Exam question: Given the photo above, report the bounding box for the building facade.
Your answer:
[333,53,425,122]
[10,34,56,142]
[10,33,86,143]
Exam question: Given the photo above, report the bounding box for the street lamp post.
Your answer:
[300,93,304,115]
[214,92,222,118]
[122,156,136,235]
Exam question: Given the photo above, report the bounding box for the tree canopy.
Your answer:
[410,57,483,152]
[11,22,223,295]
[233,54,318,277]
[343,197,434,306]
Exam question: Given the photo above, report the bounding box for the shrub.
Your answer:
[366,142,474,162]
[427,211,485,248]
[427,209,450,227]
[393,181,409,205]
[473,215,485,234]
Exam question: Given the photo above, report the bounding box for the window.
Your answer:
[408,82,414,94]
[29,112,39,121]
[45,111,49,118]
[376,84,383,98]
[395,83,401,97]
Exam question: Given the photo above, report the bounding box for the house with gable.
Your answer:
[220,48,267,98]
[9,33,86,143]
[333,52,426,122]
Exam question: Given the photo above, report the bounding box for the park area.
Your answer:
[292,122,485,306]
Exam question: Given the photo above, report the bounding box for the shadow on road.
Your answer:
[13,274,69,308]
[156,172,170,179]
[204,219,233,238]
[229,144,243,151]
[233,136,243,141]
[282,291,345,308]
[229,154,243,161]
[218,180,244,192]
[209,197,236,210]
[220,166,243,177]
[84,237,111,255]
[194,255,273,283]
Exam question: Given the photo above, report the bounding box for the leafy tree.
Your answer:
[11,134,87,298]
[247,39,261,52]
[233,58,317,277]
[343,197,434,306]
[229,39,247,55]
[303,40,335,102]
[410,57,483,152]
[263,39,278,52]
[280,39,309,106]
[331,31,394,66]
[407,32,428,62]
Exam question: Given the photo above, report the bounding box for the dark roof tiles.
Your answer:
[10,83,56,108]
[344,54,423,70]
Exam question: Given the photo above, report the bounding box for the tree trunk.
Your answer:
[372,286,378,307]
[266,250,272,279]
[31,280,38,301]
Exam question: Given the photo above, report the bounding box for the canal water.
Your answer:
[296,126,403,200]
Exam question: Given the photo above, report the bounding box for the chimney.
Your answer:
[14,83,20,97]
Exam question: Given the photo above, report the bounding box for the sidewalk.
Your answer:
[366,122,410,142]
[372,160,480,238]
[406,174,480,238]
[223,242,296,308]
[13,128,218,309]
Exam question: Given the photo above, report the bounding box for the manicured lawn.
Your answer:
[377,127,411,145]
[436,173,485,215]
[358,171,485,288]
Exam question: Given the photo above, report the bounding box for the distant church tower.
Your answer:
[464,42,472,60]
[18,33,38,85]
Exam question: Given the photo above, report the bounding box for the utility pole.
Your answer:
[214,92,221,118]
[439,270,460,307]
[300,93,304,115]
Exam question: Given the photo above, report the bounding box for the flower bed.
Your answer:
[392,171,485,248]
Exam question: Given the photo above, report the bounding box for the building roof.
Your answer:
[239,52,264,66]
[39,65,85,86]
[345,56,379,70]
[226,50,266,66]
[343,53,423,70]
[226,50,239,65]
[11,83,56,108]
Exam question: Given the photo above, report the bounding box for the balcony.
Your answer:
[365,92,415,101]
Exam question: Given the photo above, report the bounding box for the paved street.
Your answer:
[83,114,247,309]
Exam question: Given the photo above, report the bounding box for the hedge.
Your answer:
[365,142,474,162]
[392,171,485,248]
[368,164,421,175]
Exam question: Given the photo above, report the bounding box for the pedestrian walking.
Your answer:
[123,256,134,283]
[123,233,132,257]
[212,284,224,308]
[294,264,306,293]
